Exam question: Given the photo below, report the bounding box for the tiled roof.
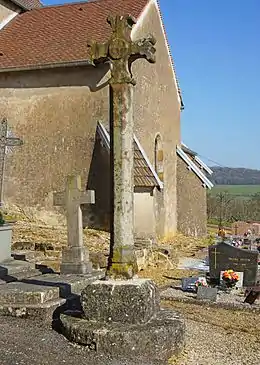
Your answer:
[12,0,42,10]
[0,0,148,70]
[97,122,162,189]
[0,0,183,107]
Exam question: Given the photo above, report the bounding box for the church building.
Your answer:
[0,0,213,239]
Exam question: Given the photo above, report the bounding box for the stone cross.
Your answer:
[0,118,23,204]
[87,15,156,279]
[53,175,95,274]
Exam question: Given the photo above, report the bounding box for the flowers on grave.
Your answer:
[195,277,208,288]
[222,269,239,288]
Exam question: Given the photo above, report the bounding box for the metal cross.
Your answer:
[87,15,156,85]
[0,118,23,204]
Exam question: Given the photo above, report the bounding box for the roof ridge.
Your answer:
[29,0,117,12]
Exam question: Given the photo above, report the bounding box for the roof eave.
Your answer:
[0,59,93,73]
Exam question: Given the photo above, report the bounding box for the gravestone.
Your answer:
[209,241,258,287]
[244,286,260,305]
[0,118,23,204]
[53,175,95,274]
[197,286,218,302]
[181,277,199,293]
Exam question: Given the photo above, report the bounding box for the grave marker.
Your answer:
[244,286,260,305]
[181,277,199,293]
[0,118,23,203]
[197,286,217,302]
[209,241,258,287]
[53,175,95,274]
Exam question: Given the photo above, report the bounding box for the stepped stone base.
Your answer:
[60,279,185,364]
[0,270,105,322]
[60,308,185,364]
[0,259,42,283]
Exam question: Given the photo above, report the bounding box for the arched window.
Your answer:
[154,134,164,182]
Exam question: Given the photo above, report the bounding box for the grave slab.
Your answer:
[0,282,60,304]
[197,286,218,302]
[0,259,40,282]
[24,270,105,297]
[0,270,105,322]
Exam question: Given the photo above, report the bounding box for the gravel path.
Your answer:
[180,319,259,365]
[0,306,259,365]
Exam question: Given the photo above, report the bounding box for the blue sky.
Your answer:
[43,0,260,169]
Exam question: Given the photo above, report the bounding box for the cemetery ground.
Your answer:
[0,205,259,365]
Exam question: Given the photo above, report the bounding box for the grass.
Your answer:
[210,184,260,198]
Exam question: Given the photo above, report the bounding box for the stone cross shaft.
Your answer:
[0,118,23,204]
[88,15,156,279]
[53,175,95,274]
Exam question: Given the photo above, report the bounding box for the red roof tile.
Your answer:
[0,0,183,106]
[12,0,42,10]
[0,0,148,70]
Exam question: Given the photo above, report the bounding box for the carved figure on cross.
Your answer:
[87,15,156,85]
[0,118,23,204]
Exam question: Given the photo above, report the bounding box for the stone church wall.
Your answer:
[0,1,181,239]
[177,156,207,237]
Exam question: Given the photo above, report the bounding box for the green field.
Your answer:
[210,185,260,198]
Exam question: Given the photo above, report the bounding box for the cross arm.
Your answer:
[87,40,109,65]
[80,190,95,205]
[130,35,156,64]
[6,137,23,147]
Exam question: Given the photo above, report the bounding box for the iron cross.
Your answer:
[0,118,23,204]
[87,15,156,84]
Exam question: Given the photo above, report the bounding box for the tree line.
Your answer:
[207,192,260,226]
[211,167,260,185]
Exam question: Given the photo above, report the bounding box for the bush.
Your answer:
[0,210,5,225]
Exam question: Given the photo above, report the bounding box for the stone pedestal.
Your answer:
[60,279,185,364]
[60,246,92,275]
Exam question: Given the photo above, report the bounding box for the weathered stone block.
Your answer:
[60,246,92,274]
[0,282,60,305]
[81,279,160,324]
[60,308,185,364]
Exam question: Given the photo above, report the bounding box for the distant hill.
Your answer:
[210,167,260,185]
